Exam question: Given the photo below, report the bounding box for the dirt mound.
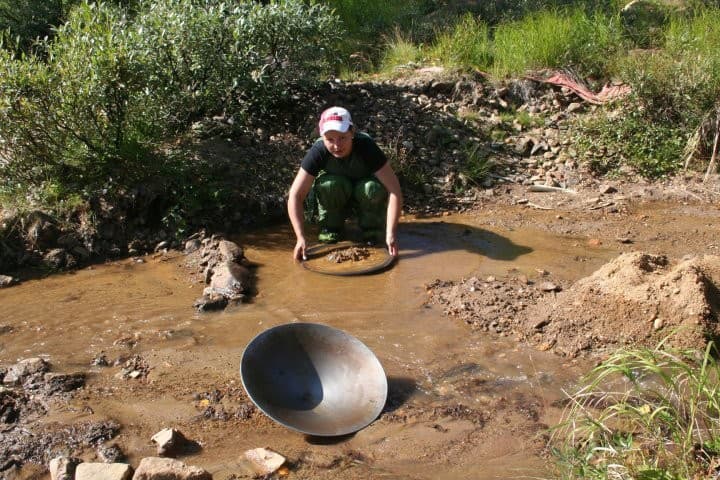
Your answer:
[427,253,720,359]
[524,253,720,357]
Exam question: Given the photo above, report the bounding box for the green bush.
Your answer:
[0,1,140,203]
[0,0,66,53]
[617,8,720,122]
[573,106,687,179]
[0,0,341,208]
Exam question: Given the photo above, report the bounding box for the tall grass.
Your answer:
[429,13,492,70]
[551,342,720,479]
[619,8,720,114]
[379,30,424,77]
[492,8,622,78]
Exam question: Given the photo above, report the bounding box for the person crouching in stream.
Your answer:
[287,106,403,261]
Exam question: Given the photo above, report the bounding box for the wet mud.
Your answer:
[1,200,719,479]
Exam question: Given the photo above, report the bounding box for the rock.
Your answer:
[210,261,249,295]
[132,457,211,480]
[217,240,244,262]
[37,372,86,394]
[49,456,82,480]
[25,212,60,250]
[566,102,583,113]
[539,282,560,292]
[75,463,133,480]
[3,357,50,385]
[71,245,91,260]
[43,248,68,270]
[151,428,198,457]
[154,241,170,252]
[244,448,286,476]
[97,444,125,463]
[184,239,201,254]
[599,184,618,194]
[0,275,18,288]
[514,136,534,156]
[193,293,228,312]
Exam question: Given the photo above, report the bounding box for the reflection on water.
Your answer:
[0,214,617,479]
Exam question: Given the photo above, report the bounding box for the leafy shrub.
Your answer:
[0,2,141,203]
[0,0,66,53]
[617,8,720,123]
[572,105,687,178]
[0,0,341,208]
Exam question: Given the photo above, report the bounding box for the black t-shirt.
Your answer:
[300,133,387,180]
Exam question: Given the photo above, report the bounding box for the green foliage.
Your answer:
[491,8,623,78]
[380,30,424,74]
[551,342,720,480]
[429,14,492,70]
[326,0,427,46]
[572,105,687,178]
[0,0,66,52]
[0,0,340,209]
[459,143,494,188]
[616,8,720,123]
[0,1,142,201]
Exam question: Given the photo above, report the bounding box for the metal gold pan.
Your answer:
[240,323,388,436]
[302,241,396,276]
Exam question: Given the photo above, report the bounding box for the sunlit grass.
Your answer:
[378,30,424,76]
[492,8,622,78]
[428,13,492,71]
[551,342,720,480]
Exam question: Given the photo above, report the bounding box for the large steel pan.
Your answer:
[240,323,387,436]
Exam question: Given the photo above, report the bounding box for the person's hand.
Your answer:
[293,237,307,261]
[386,232,398,257]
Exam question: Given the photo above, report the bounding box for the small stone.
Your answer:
[4,357,49,385]
[539,282,560,292]
[154,241,170,252]
[653,318,664,330]
[244,448,286,476]
[49,456,82,480]
[151,428,194,457]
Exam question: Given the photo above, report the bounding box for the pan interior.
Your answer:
[241,323,388,436]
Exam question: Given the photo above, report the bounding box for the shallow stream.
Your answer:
[0,214,623,479]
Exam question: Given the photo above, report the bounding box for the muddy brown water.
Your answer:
[0,214,628,479]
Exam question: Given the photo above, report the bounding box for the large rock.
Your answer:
[75,463,133,480]
[25,211,60,250]
[132,457,211,480]
[3,357,49,385]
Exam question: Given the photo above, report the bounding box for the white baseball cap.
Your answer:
[318,107,353,135]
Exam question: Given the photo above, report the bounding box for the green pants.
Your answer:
[313,173,388,232]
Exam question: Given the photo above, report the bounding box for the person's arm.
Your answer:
[374,162,403,257]
[287,168,315,261]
